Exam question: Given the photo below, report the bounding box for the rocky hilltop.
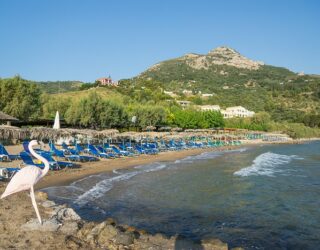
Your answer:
[148,46,264,72]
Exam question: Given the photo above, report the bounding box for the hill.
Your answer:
[36,80,84,94]
[130,46,320,123]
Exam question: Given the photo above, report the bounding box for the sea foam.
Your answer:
[234,152,301,177]
[74,162,167,206]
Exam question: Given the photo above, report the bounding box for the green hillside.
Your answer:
[36,80,84,94]
[130,47,320,124]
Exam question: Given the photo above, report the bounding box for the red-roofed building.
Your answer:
[96,76,118,86]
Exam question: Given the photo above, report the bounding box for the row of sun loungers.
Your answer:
[0,139,242,180]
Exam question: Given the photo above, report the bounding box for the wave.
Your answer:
[175,147,248,164]
[234,152,302,177]
[74,163,167,206]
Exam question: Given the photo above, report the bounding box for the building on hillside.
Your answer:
[199,105,221,112]
[177,100,191,109]
[221,106,255,118]
[182,89,193,96]
[96,76,118,86]
[201,93,214,98]
[164,90,178,98]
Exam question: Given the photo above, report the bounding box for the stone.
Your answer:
[77,222,96,239]
[105,217,116,225]
[59,221,79,235]
[55,207,81,222]
[42,200,56,208]
[20,218,60,232]
[201,238,228,250]
[65,235,85,248]
[97,224,119,245]
[35,191,48,201]
[113,231,134,246]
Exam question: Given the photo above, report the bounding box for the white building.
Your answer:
[182,89,193,96]
[201,93,214,98]
[164,91,178,98]
[199,105,221,112]
[177,100,191,109]
[221,106,255,118]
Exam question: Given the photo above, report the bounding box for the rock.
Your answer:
[201,238,228,250]
[231,248,244,250]
[65,235,85,248]
[21,218,60,232]
[55,207,81,222]
[97,224,119,245]
[113,231,134,246]
[173,236,202,250]
[105,217,116,225]
[35,191,48,201]
[59,221,79,235]
[77,222,96,240]
[42,200,56,208]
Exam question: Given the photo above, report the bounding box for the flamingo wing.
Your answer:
[1,166,43,199]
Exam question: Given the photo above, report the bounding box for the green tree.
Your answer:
[0,76,42,120]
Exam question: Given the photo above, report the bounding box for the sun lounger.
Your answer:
[20,151,60,170]
[0,144,20,161]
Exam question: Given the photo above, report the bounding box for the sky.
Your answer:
[0,0,319,82]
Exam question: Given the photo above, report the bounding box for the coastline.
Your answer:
[0,139,318,249]
[37,138,318,190]
[36,146,237,190]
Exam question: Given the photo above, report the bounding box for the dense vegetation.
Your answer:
[36,80,84,94]
[1,51,320,139]
[137,58,320,124]
[0,76,42,120]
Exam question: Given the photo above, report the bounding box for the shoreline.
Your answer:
[36,146,237,190]
[36,138,318,190]
[0,139,318,249]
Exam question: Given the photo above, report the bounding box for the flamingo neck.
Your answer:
[29,143,50,177]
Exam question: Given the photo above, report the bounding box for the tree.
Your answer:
[0,76,42,120]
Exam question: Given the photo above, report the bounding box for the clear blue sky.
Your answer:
[0,0,319,82]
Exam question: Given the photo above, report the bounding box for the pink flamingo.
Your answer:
[1,140,50,224]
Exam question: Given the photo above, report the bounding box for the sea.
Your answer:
[43,141,320,249]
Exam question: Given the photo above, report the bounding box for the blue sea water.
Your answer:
[44,141,320,249]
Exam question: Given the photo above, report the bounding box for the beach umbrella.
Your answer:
[53,111,60,129]
[0,125,29,141]
[29,127,71,141]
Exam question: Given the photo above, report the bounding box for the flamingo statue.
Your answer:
[1,140,50,224]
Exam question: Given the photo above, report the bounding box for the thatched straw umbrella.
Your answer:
[0,125,29,141]
[142,126,156,132]
[29,127,72,141]
[159,126,171,132]
[171,127,183,132]
[0,111,19,126]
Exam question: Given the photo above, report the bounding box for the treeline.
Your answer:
[0,77,223,129]
[1,76,319,137]
[225,112,320,138]
[43,92,224,129]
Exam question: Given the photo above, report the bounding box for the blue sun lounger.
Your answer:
[20,151,60,170]
[0,167,20,180]
[87,144,110,158]
[0,144,20,161]
[39,152,75,168]
[50,142,97,162]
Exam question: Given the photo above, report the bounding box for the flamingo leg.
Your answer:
[30,186,42,224]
